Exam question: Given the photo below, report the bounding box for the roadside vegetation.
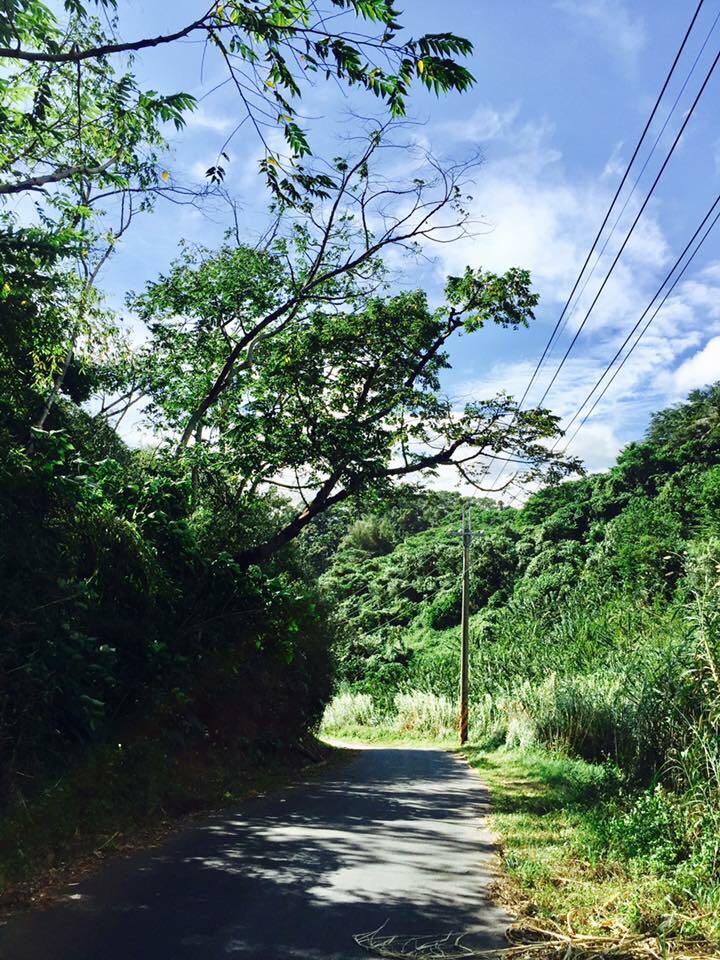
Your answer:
[320,383,720,947]
[469,747,720,947]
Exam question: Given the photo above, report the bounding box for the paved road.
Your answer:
[0,747,511,959]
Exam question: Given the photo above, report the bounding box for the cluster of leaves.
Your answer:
[0,225,79,418]
[0,14,192,204]
[0,0,475,203]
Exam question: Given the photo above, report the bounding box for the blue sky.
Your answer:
[68,1,720,474]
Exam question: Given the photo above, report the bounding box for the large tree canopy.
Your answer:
[128,240,578,564]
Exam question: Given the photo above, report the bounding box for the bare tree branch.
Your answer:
[0,156,117,195]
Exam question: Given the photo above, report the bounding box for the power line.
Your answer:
[535,42,720,410]
[561,193,720,451]
[559,191,720,439]
[541,4,720,373]
[498,0,706,422]
[486,0,708,490]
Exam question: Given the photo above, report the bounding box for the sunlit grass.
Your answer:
[320,689,461,741]
[466,746,720,945]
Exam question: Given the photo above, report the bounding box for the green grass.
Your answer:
[322,728,456,747]
[465,745,720,945]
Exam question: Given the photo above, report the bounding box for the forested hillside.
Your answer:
[322,381,720,759]
[323,382,720,731]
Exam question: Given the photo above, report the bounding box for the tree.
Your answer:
[0,0,474,202]
[227,279,576,566]
[647,383,720,467]
[0,4,477,442]
[126,134,580,565]
[0,13,193,199]
[125,127,482,444]
[0,224,80,427]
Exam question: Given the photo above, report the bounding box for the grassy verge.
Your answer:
[321,724,455,747]
[0,735,344,912]
[464,745,720,947]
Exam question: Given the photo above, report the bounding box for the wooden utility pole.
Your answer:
[454,508,478,746]
[460,513,471,745]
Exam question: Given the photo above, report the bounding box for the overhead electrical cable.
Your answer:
[560,195,720,452]
[535,44,720,410]
[502,0,706,418]
[558,192,720,439]
[486,0,708,492]
[541,4,720,371]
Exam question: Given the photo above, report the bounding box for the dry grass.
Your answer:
[355,917,719,959]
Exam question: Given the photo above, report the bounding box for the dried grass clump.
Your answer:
[354,917,718,960]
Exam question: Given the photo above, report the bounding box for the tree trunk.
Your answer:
[237,477,350,568]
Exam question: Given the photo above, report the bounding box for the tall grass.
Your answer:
[393,691,455,737]
[324,542,720,898]
[322,671,674,761]
[321,689,501,740]
[321,691,376,730]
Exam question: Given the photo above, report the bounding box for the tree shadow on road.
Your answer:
[0,748,511,960]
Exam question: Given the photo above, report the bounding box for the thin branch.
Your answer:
[0,10,216,64]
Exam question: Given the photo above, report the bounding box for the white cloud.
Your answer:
[602,142,627,180]
[433,100,720,475]
[554,0,646,63]
[666,335,720,395]
[439,103,520,143]
[184,108,234,134]
[565,420,622,472]
[432,109,664,316]
[190,159,211,181]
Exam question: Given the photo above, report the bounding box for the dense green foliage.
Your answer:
[321,383,720,920]
[0,229,565,810]
[0,401,334,794]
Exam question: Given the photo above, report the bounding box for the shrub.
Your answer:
[592,785,689,869]
[424,588,461,630]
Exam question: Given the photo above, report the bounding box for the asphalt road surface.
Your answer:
[0,746,512,960]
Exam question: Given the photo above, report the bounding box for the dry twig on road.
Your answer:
[354,918,718,960]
